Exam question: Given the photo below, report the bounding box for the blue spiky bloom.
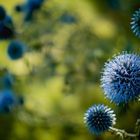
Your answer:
[101,52,140,105]
[0,90,16,113]
[24,0,44,21]
[131,8,140,38]
[0,15,15,39]
[7,41,25,60]
[0,6,6,20]
[84,104,116,135]
[27,0,44,10]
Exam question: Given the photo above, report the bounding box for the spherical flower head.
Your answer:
[0,90,16,113]
[84,104,116,135]
[131,8,140,38]
[7,41,26,60]
[24,0,44,21]
[0,15,15,39]
[0,6,6,20]
[28,0,44,10]
[101,52,140,105]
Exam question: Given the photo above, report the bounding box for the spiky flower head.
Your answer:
[24,0,44,21]
[0,90,16,113]
[0,6,6,20]
[7,40,26,60]
[0,15,15,39]
[131,8,140,38]
[0,90,24,113]
[101,52,140,105]
[84,104,116,135]
[27,0,44,10]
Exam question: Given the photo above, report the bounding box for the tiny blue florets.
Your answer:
[131,8,140,38]
[84,104,116,135]
[7,41,26,60]
[101,52,140,105]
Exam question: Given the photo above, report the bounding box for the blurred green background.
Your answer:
[0,0,140,140]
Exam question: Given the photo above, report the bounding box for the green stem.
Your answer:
[109,127,137,139]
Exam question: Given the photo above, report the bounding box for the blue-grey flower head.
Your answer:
[101,52,140,105]
[0,90,24,113]
[0,5,6,20]
[131,8,140,38]
[84,104,116,135]
[7,40,26,60]
[25,0,44,21]
[0,90,16,113]
[0,15,15,39]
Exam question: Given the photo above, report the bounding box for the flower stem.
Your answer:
[109,127,137,139]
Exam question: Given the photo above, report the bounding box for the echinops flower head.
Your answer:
[7,40,26,60]
[27,0,44,10]
[0,90,16,113]
[0,15,15,39]
[84,104,116,134]
[101,52,140,105]
[0,6,6,20]
[25,0,44,21]
[131,8,140,38]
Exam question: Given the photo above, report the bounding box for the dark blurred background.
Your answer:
[0,0,140,140]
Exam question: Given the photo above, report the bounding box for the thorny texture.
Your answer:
[131,8,140,38]
[84,104,116,134]
[101,52,140,105]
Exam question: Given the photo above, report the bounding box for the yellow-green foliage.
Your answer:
[0,0,139,140]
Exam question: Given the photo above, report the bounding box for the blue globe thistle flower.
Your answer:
[0,6,6,20]
[0,15,15,39]
[0,90,16,113]
[7,41,26,60]
[15,0,44,21]
[84,104,116,134]
[24,0,44,21]
[27,0,44,10]
[101,52,140,105]
[131,8,140,38]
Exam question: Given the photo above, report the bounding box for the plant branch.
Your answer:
[109,127,137,139]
